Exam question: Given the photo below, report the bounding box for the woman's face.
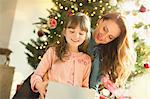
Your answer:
[93,19,121,44]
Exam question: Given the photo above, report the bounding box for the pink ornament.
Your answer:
[47,18,57,29]
[139,5,146,13]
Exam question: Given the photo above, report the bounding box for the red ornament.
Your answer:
[139,5,146,13]
[37,30,44,37]
[47,18,57,29]
[144,63,150,68]
[99,95,106,99]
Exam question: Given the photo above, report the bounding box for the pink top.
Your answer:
[30,47,91,92]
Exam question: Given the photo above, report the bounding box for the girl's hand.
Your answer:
[35,81,48,99]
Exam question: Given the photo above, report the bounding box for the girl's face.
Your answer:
[64,25,87,50]
[93,19,121,44]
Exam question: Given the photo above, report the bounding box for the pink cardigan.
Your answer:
[30,47,91,92]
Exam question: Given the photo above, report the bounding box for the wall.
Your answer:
[8,0,55,98]
[0,0,17,64]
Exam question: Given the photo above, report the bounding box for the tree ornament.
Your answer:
[144,63,150,68]
[37,30,44,37]
[139,5,146,13]
[47,18,57,29]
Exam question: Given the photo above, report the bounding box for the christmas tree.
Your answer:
[22,0,117,69]
[129,22,150,79]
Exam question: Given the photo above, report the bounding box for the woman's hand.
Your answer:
[35,81,48,99]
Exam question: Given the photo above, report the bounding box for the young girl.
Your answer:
[30,13,91,98]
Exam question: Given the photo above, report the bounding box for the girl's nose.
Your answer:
[74,33,79,38]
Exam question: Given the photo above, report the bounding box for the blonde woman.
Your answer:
[88,12,136,96]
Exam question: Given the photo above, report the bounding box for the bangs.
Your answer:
[66,16,88,32]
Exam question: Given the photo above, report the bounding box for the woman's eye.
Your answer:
[79,33,84,35]
[109,35,113,40]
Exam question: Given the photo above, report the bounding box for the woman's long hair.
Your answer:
[99,12,136,87]
[54,13,91,61]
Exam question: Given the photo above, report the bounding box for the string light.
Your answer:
[56,41,60,44]
[65,7,68,10]
[58,35,61,37]
[108,6,111,9]
[98,16,102,18]
[55,16,58,19]
[56,2,58,5]
[50,36,53,38]
[43,46,46,49]
[99,0,102,3]
[91,13,94,16]
[106,3,109,6]
[36,46,38,49]
[60,6,63,9]
[74,7,78,11]
[94,7,98,10]
[38,56,42,60]
[60,21,63,24]
[71,5,74,8]
[102,7,105,11]
[71,10,75,13]
[44,42,48,45]
[79,3,83,6]
[93,0,96,2]
[40,46,43,49]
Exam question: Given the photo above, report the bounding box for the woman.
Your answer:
[88,12,136,93]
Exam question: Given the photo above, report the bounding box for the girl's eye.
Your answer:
[70,30,74,33]
[79,31,86,35]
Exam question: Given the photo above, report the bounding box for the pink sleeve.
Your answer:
[82,55,92,88]
[30,47,54,92]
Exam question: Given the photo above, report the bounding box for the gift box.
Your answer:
[45,81,97,99]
